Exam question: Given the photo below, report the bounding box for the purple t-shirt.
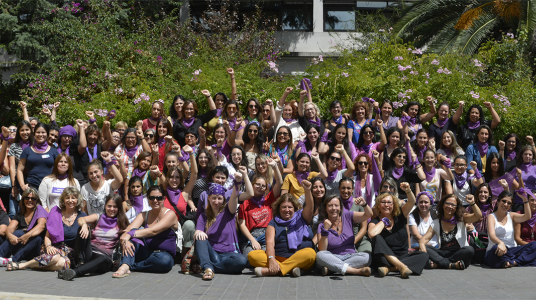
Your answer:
[317,210,355,255]
[197,205,240,253]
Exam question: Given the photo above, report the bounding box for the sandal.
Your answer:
[112,266,131,278]
[502,261,512,269]
[321,267,329,276]
[429,260,438,269]
[399,266,412,279]
[377,266,389,277]
[202,268,214,280]
[361,267,371,277]
[6,261,20,271]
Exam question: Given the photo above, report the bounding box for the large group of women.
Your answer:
[1,68,536,282]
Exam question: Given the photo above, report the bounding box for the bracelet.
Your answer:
[471,202,477,206]
[361,202,368,208]
[268,256,275,259]
[524,201,529,204]
[415,164,423,169]
[45,243,52,247]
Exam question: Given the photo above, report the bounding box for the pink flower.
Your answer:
[326,73,330,77]
[342,72,349,77]
[398,65,406,71]
[319,55,323,62]
[431,59,439,65]
[314,75,319,79]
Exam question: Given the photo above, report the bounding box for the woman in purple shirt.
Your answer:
[114,185,178,277]
[315,194,373,276]
[194,176,248,281]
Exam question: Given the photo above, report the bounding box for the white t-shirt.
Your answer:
[38,176,81,209]
[408,213,438,247]
[324,168,346,197]
[353,174,376,207]
[273,108,305,144]
[81,179,116,215]
[125,196,152,223]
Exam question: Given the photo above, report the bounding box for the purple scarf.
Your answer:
[250,195,265,208]
[355,173,372,206]
[124,144,139,158]
[276,144,288,161]
[361,142,373,154]
[424,167,436,182]
[158,137,166,148]
[326,168,339,182]
[392,167,404,180]
[59,145,70,156]
[506,150,516,161]
[149,116,162,122]
[454,171,468,190]
[489,169,517,200]
[296,140,310,156]
[99,213,119,233]
[216,108,223,117]
[130,194,145,214]
[408,117,417,127]
[308,116,321,127]
[274,210,309,250]
[468,120,480,130]
[86,146,98,161]
[132,167,147,179]
[167,186,182,206]
[332,115,343,124]
[20,140,30,151]
[443,148,452,158]
[28,205,48,230]
[417,145,427,162]
[283,117,296,123]
[478,203,492,219]
[442,216,458,225]
[57,173,68,180]
[199,168,208,179]
[527,213,536,228]
[436,117,448,128]
[182,117,195,128]
[295,171,310,184]
[228,118,244,131]
[417,191,435,205]
[47,206,64,244]
[33,141,49,152]
[476,142,488,157]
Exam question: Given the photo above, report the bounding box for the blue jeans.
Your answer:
[0,230,42,262]
[8,194,20,219]
[120,241,174,273]
[194,239,247,274]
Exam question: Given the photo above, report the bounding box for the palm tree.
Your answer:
[393,0,536,54]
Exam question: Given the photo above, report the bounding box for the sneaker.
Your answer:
[291,267,301,277]
[0,257,11,267]
[254,267,263,277]
[61,269,77,281]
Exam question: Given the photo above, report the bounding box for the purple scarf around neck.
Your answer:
[332,115,343,124]
[392,167,404,179]
[99,213,119,233]
[132,167,147,179]
[216,108,223,117]
[182,117,195,128]
[20,140,30,151]
[436,117,448,128]
[443,148,452,158]
[408,117,417,127]
[28,205,48,230]
[149,116,162,122]
[283,117,296,123]
[424,166,436,182]
[527,213,536,228]
[86,145,97,161]
[124,144,139,158]
[250,195,265,208]
[442,216,458,225]
[454,171,468,190]
[166,186,182,206]
[130,194,145,214]
[476,141,488,157]
[468,120,480,130]
[308,116,321,127]
[326,168,339,182]
[506,150,516,161]
[295,170,310,184]
[57,173,68,180]
[33,141,49,152]
[417,145,427,161]
[361,142,373,154]
[355,172,372,206]
[199,168,208,179]
[47,206,64,244]
[274,210,309,250]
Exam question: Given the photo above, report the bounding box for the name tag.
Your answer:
[42,154,50,159]
[52,187,65,194]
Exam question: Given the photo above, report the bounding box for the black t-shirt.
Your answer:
[75,143,104,183]
[428,117,458,151]
[457,120,491,149]
[173,110,217,147]
[371,215,408,256]
[298,115,325,137]
[13,213,30,232]
[385,168,421,199]
[0,211,10,226]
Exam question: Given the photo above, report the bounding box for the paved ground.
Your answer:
[0,264,534,299]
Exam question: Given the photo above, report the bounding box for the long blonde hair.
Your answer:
[255,155,273,188]
[440,130,463,158]
[205,195,226,232]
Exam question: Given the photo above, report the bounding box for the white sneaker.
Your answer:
[0,257,11,267]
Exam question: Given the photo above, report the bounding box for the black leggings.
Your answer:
[73,227,113,277]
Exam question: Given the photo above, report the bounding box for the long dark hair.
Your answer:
[328,123,352,155]
[14,120,33,144]
[410,128,428,154]
[243,122,264,153]
[484,152,504,182]
[473,125,494,145]
[502,133,521,157]
[403,101,422,124]
[436,194,464,222]
[304,124,320,152]
[196,149,215,179]
[209,165,229,183]
[169,95,185,120]
[387,147,409,171]
[229,145,248,169]
[162,152,180,176]
[128,176,145,198]
[494,191,514,212]
[386,127,403,147]
[121,128,140,146]
[244,98,264,122]
[465,104,485,124]
[355,123,375,150]
[105,194,130,230]
[474,183,493,206]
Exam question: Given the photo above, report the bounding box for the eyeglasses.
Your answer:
[25,197,38,202]
[444,202,458,208]
[454,164,466,168]
[112,136,121,141]
[145,134,154,138]
[249,105,258,109]
[148,196,164,201]
[500,199,512,205]
[254,183,267,189]
[329,156,341,162]
[277,132,289,136]
[380,201,393,205]
[248,129,258,134]
[185,135,195,139]
[363,131,374,136]
[305,108,315,112]
[9,129,17,133]
[357,161,369,166]
[263,109,270,112]
[396,155,406,159]
[381,185,395,191]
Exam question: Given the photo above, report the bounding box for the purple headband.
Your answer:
[59,125,77,138]
[417,191,435,205]
[208,183,226,196]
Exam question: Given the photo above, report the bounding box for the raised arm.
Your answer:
[399,182,416,217]
[267,157,283,197]
[452,101,464,125]
[483,101,500,129]
[227,68,237,100]
[137,128,152,153]
[352,197,373,223]
[463,194,482,223]
[301,179,314,224]
[20,101,29,122]
[419,96,437,123]
[376,119,387,151]
[101,151,123,190]
[312,152,328,179]
[76,119,87,155]
[201,89,217,111]
[512,190,533,224]
[298,90,307,117]
[275,87,293,125]
[237,166,254,202]
[101,121,112,151]
[180,145,198,202]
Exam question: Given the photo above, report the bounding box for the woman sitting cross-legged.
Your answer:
[9,187,87,271]
[315,195,373,276]
[0,188,47,267]
[484,189,536,268]
[248,180,316,277]
[367,183,429,278]
[194,174,250,280]
[114,185,179,277]
[57,194,128,280]
[419,194,482,270]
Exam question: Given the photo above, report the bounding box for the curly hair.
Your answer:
[373,192,401,217]
[351,101,369,120]
[354,153,372,173]
[436,194,464,222]
[272,193,302,218]
[59,187,85,211]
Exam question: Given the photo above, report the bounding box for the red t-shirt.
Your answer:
[164,192,187,217]
[142,119,157,132]
[157,140,178,172]
[238,191,276,231]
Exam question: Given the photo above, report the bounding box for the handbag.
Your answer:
[167,198,196,226]
[180,242,201,274]
[468,230,488,264]
[0,175,12,190]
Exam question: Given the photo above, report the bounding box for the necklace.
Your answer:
[62,211,77,225]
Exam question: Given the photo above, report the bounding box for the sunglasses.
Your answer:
[149,196,164,201]
[396,155,406,159]
[9,129,17,133]
[329,156,341,162]
[381,185,395,191]
[500,199,512,205]
[357,161,369,166]
[363,131,374,136]
[25,197,38,202]
[248,129,258,134]
[249,105,258,109]
[277,132,289,136]
[145,134,154,138]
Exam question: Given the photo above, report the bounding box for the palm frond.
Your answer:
[456,13,499,54]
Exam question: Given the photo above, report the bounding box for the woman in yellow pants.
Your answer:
[248,180,316,276]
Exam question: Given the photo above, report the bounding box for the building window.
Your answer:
[281,4,313,31]
[324,6,356,31]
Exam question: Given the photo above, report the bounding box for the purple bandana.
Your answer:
[283,117,297,123]
[299,78,312,90]
[182,117,195,128]
[228,118,244,132]
[33,141,49,152]
[274,210,309,250]
[527,214,536,228]
[132,167,147,179]
[392,167,404,179]
[208,183,226,196]
[166,186,182,206]
[355,173,372,206]
[124,144,139,158]
[199,168,208,179]
[296,140,310,156]
[149,116,162,122]
[99,213,119,233]
[326,168,339,182]
[417,145,427,162]
[436,117,448,128]
[424,166,436,182]
[275,144,288,161]
[28,205,48,230]
[47,206,64,244]
[216,108,223,117]
[57,173,68,180]
[442,216,458,225]
[454,171,468,190]
[158,137,166,148]
[417,191,435,205]
[443,148,452,157]
[86,146,97,161]
[468,120,480,130]
[408,117,417,127]
[476,142,488,157]
[20,140,30,151]
[308,116,321,127]
[130,194,144,214]
[250,195,265,208]
[506,150,516,161]
[295,170,310,184]
[332,115,343,124]
[362,143,373,154]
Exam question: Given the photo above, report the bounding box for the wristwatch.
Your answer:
[268,256,275,259]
